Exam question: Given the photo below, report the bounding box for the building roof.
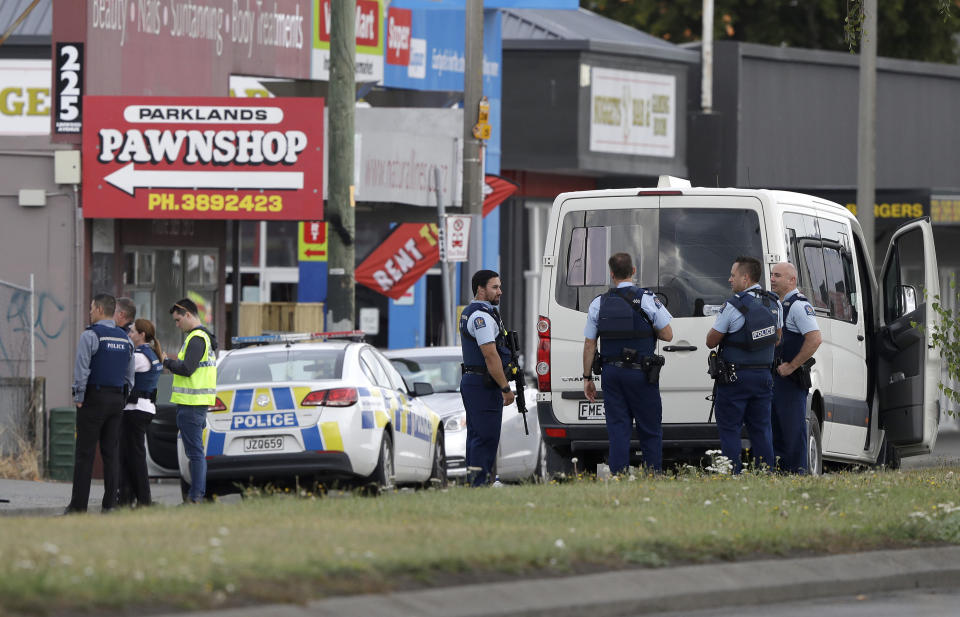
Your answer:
[0,0,52,42]
[501,7,698,63]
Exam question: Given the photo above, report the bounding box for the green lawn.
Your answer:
[3,467,960,615]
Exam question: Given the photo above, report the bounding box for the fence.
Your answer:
[237,302,325,338]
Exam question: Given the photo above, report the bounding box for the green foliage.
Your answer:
[584,0,960,63]
[929,279,960,415]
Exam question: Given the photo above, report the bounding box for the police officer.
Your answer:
[583,253,673,474]
[706,256,782,474]
[115,297,136,337]
[459,270,516,487]
[65,293,135,514]
[770,262,822,473]
[162,298,217,503]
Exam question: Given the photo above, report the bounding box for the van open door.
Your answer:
[877,218,940,456]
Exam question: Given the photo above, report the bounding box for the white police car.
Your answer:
[177,338,446,496]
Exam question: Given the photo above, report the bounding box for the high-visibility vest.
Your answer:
[170,328,216,406]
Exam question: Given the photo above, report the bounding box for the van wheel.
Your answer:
[807,415,823,476]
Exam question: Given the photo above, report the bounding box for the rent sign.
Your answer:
[82,96,323,220]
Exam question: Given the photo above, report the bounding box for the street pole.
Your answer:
[461,0,484,303]
[327,0,356,331]
[701,0,713,113]
[435,167,456,346]
[856,0,877,266]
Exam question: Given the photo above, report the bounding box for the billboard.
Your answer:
[312,0,384,82]
[82,96,324,220]
[0,60,52,135]
[589,67,677,158]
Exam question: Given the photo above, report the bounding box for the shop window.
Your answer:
[266,221,298,267]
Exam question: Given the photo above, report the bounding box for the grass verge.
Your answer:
[3,466,960,615]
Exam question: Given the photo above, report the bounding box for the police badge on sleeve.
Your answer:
[474,316,486,328]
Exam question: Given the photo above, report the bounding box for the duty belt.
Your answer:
[461,364,488,375]
[730,363,772,370]
[608,361,646,370]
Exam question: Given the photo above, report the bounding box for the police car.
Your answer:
[177,335,446,496]
[383,346,547,482]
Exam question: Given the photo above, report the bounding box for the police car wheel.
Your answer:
[807,416,823,476]
[427,432,448,489]
[534,441,549,483]
[367,433,395,494]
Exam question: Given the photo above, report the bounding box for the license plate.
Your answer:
[243,436,284,452]
[578,401,605,420]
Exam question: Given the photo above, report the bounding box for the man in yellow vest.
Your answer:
[162,298,217,503]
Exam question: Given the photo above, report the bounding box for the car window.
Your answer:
[389,355,461,393]
[372,351,410,393]
[217,349,344,385]
[360,348,392,389]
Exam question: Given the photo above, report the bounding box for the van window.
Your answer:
[819,218,858,323]
[555,207,763,317]
[883,227,926,323]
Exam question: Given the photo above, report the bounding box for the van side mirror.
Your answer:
[899,285,917,315]
[412,382,434,397]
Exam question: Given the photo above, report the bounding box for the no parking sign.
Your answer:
[444,215,471,262]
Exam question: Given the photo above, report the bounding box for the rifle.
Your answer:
[506,331,529,435]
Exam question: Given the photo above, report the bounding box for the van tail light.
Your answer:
[536,315,551,392]
[544,428,567,438]
[208,397,227,412]
[301,388,358,407]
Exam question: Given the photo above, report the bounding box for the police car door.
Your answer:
[657,195,768,423]
[877,218,940,456]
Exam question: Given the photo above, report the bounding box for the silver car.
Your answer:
[383,346,548,482]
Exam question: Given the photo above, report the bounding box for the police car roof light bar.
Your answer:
[231,330,367,347]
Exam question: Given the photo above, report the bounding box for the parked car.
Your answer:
[166,339,445,497]
[383,346,548,482]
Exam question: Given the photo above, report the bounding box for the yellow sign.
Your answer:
[932,198,960,224]
[844,202,924,219]
[472,123,491,140]
[298,221,328,262]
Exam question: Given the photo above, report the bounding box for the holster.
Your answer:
[641,354,666,385]
[707,351,736,385]
[592,350,602,376]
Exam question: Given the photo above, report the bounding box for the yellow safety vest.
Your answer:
[170,328,217,406]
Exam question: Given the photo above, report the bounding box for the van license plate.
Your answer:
[578,401,605,420]
[244,436,284,452]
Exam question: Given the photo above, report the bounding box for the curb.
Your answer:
[150,546,960,617]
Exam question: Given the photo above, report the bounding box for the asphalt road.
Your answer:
[901,427,960,470]
[645,587,960,617]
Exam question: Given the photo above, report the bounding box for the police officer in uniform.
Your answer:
[770,262,822,473]
[583,253,673,474]
[459,270,516,487]
[706,256,782,474]
[65,294,134,514]
[115,297,136,337]
[162,298,218,503]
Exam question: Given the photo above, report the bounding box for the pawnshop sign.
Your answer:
[82,96,323,220]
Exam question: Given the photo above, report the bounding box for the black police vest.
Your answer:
[597,286,656,360]
[459,302,511,369]
[86,323,133,388]
[777,292,810,364]
[132,344,163,396]
[719,290,779,366]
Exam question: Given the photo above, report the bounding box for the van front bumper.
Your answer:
[537,401,722,455]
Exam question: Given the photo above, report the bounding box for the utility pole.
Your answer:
[461,0,484,303]
[856,0,877,266]
[327,0,356,330]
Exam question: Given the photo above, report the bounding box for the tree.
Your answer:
[585,0,960,63]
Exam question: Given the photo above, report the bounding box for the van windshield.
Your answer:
[556,208,763,317]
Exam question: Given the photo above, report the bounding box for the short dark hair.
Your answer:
[735,256,762,284]
[116,297,136,320]
[92,293,116,317]
[608,253,634,280]
[471,270,500,296]
[170,298,199,317]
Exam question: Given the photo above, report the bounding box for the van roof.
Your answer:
[555,185,854,218]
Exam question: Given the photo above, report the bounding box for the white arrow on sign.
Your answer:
[103,162,304,196]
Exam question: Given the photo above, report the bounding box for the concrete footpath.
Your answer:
[0,477,185,515]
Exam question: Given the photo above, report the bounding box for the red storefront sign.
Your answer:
[82,96,324,220]
[356,175,519,299]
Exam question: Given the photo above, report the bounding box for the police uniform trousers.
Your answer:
[119,410,154,506]
[67,388,126,512]
[772,375,809,474]
[714,369,775,474]
[600,363,662,473]
[460,373,503,486]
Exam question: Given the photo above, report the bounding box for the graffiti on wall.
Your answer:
[0,286,67,376]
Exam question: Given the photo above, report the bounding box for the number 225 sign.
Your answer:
[54,42,83,135]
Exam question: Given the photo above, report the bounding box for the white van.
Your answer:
[535,178,941,473]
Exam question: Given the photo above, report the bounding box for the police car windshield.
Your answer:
[388,354,461,393]
[218,350,345,385]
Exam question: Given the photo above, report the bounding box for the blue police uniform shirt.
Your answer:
[783,288,820,335]
[466,301,502,346]
[584,281,672,339]
[712,284,784,334]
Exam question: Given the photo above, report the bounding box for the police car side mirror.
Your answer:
[412,382,434,397]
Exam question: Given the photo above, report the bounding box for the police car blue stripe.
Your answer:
[362,410,375,429]
[207,431,225,456]
[301,426,324,451]
[358,387,371,397]
[272,387,294,410]
[233,389,253,412]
